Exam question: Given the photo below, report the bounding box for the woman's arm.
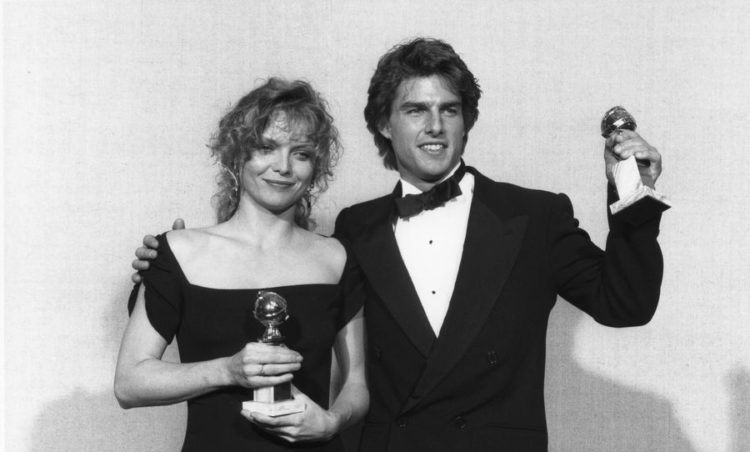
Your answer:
[243,307,368,442]
[114,285,303,408]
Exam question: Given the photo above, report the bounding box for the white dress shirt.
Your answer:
[394,168,474,336]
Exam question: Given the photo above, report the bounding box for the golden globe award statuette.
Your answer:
[242,291,305,416]
[601,106,671,225]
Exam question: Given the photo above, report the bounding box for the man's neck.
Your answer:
[400,162,462,193]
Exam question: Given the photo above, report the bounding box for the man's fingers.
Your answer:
[134,247,157,260]
[132,258,151,271]
[614,129,638,141]
[142,234,159,248]
[172,218,186,230]
[633,147,661,162]
[612,141,656,162]
[605,129,632,148]
[131,272,143,284]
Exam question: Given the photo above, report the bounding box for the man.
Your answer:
[134,38,664,451]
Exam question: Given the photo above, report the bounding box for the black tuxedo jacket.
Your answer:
[334,167,663,452]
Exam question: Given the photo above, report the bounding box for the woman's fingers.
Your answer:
[242,343,303,364]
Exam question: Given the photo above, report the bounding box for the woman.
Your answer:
[114,78,368,451]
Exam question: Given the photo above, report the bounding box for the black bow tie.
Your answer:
[394,163,466,219]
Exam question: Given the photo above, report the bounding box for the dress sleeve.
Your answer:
[335,236,366,331]
[126,233,184,342]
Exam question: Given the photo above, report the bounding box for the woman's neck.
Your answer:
[220,200,300,249]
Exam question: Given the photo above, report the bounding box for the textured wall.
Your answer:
[4,1,749,451]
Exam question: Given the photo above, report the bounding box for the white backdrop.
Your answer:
[4,1,749,451]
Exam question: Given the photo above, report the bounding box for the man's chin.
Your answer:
[422,163,458,182]
[412,171,453,188]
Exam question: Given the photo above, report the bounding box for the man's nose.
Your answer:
[424,112,443,135]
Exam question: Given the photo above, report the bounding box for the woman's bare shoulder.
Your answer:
[303,232,346,275]
[164,227,219,260]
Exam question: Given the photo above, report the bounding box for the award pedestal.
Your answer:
[609,156,671,225]
[243,382,305,417]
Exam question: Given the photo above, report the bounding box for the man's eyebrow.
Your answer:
[397,100,462,110]
[439,101,462,109]
[398,101,429,110]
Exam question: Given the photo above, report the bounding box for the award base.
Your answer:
[610,185,671,226]
[242,383,305,417]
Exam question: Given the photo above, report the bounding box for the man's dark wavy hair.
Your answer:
[363,38,482,169]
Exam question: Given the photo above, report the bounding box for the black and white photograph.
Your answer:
[3,1,749,451]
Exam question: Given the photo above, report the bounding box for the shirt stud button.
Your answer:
[454,415,467,429]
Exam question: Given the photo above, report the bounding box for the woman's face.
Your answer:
[240,111,316,215]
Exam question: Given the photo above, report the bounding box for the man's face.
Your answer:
[379,75,466,191]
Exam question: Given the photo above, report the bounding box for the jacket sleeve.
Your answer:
[333,207,368,326]
[550,185,663,326]
[333,207,352,242]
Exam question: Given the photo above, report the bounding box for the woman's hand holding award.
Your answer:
[242,291,306,417]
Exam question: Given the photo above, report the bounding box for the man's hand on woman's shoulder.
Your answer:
[130,218,186,283]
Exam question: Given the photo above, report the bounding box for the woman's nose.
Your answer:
[272,150,291,174]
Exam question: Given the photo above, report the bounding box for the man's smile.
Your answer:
[419,143,447,153]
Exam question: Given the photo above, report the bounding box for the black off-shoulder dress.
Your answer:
[128,234,362,451]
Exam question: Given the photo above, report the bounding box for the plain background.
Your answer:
[3,1,749,451]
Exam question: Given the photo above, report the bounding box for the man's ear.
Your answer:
[378,120,392,140]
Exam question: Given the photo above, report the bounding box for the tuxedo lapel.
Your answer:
[354,195,436,358]
[403,172,528,412]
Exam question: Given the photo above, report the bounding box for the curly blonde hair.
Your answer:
[209,78,341,229]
